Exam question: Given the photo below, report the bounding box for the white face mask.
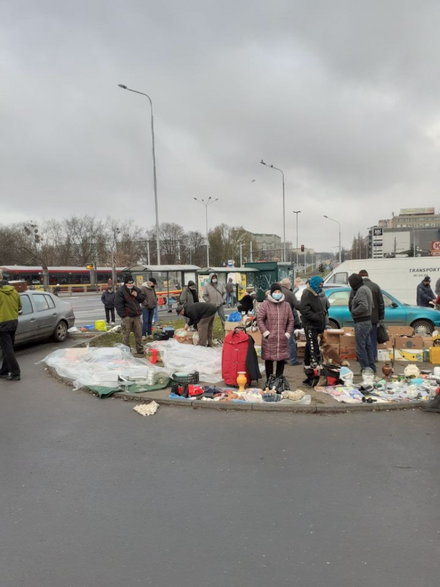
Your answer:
[212,279,218,284]
[127,283,134,289]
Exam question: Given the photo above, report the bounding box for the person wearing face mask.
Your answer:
[179,280,199,307]
[115,275,146,355]
[140,277,158,338]
[101,284,116,325]
[203,273,226,326]
[300,276,326,386]
[257,283,294,388]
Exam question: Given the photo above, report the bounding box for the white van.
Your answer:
[323,257,440,305]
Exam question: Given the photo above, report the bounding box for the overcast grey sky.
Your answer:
[2,0,440,252]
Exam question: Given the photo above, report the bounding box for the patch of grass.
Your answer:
[88,316,226,348]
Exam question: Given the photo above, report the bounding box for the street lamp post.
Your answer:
[292,210,301,280]
[323,215,342,264]
[118,84,161,264]
[260,160,286,262]
[193,196,218,267]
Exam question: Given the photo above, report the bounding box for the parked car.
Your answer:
[13,290,75,345]
[324,287,440,334]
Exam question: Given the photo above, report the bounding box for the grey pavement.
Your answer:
[1,339,439,586]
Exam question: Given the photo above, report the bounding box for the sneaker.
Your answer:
[6,374,20,381]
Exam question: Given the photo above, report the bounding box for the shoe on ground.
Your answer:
[6,374,20,381]
[0,372,11,379]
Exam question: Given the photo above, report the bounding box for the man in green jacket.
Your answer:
[0,272,22,381]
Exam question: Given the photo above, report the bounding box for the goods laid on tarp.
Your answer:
[315,364,440,404]
[41,345,170,397]
[169,385,311,405]
[145,338,222,383]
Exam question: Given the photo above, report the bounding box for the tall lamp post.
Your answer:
[292,210,301,280]
[118,84,161,264]
[323,214,342,264]
[260,159,286,262]
[193,196,218,267]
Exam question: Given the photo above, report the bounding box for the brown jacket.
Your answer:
[257,295,294,361]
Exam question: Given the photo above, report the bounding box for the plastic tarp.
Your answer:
[40,345,170,392]
[146,338,222,383]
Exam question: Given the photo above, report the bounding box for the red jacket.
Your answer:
[222,329,250,385]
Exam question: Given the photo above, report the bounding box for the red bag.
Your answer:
[222,329,250,386]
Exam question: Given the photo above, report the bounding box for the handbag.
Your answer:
[376,322,389,344]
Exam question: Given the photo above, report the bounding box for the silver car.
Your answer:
[15,290,75,344]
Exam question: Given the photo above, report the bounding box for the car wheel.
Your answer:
[328,319,340,329]
[53,320,68,342]
[411,319,434,335]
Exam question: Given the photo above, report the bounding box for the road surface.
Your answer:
[1,339,439,586]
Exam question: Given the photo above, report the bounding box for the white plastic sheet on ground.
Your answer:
[40,345,169,390]
[146,339,222,383]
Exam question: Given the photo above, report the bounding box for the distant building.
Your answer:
[370,208,440,257]
[251,233,282,260]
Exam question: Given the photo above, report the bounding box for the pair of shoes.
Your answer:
[6,374,20,381]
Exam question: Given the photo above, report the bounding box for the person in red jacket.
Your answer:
[257,283,294,389]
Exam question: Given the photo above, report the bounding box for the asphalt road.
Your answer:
[1,341,439,587]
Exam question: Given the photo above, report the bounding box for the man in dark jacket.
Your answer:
[176,302,217,347]
[101,285,116,324]
[0,273,22,381]
[280,277,302,366]
[416,276,436,307]
[300,276,326,385]
[115,275,145,355]
[348,273,375,372]
[356,269,384,361]
[140,278,158,338]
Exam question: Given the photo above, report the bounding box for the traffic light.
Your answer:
[300,244,305,252]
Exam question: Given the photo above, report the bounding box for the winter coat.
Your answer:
[416,282,435,307]
[349,277,384,323]
[281,286,301,329]
[101,289,115,309]
[300,287,326,332]
[222,329,261,385]
[257,294,294,361]
[114,285,145,318]
[141,283,157,309]
[179,286,199,307]
[184,302,217,327]
[237,294,255,313]
[203,275,225,307]
[0,284,21,332]
[349,285,373,322]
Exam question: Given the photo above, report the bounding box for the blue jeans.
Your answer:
[288,334,298,364]
[370,323,378,361]
[142,308,155,336]
[354,320,375,371]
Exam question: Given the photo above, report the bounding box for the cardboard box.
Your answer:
[394,349,424,362]
[388,326,413,336]
[321,331,340,345]
[394,336,424,349]
[342,327,355,335]
[297,341,306,358]
[225,320,243,331]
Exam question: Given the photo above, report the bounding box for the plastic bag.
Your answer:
[376,323,389,344]
[227,311,242,322]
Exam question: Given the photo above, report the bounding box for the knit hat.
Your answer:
[123,274,134,284]
[309,276,324,293]
[187,280,195,287]
[149,277,157,285]
[423,275,431,282]
[176,303,185,314]
[270,282,282,294]
[348,273,363,291]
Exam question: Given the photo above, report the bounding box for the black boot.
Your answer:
[264,375,276,390]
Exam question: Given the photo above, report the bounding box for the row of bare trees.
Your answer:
[0,216,259,270]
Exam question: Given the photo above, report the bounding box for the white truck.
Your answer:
[323,257,440,305]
